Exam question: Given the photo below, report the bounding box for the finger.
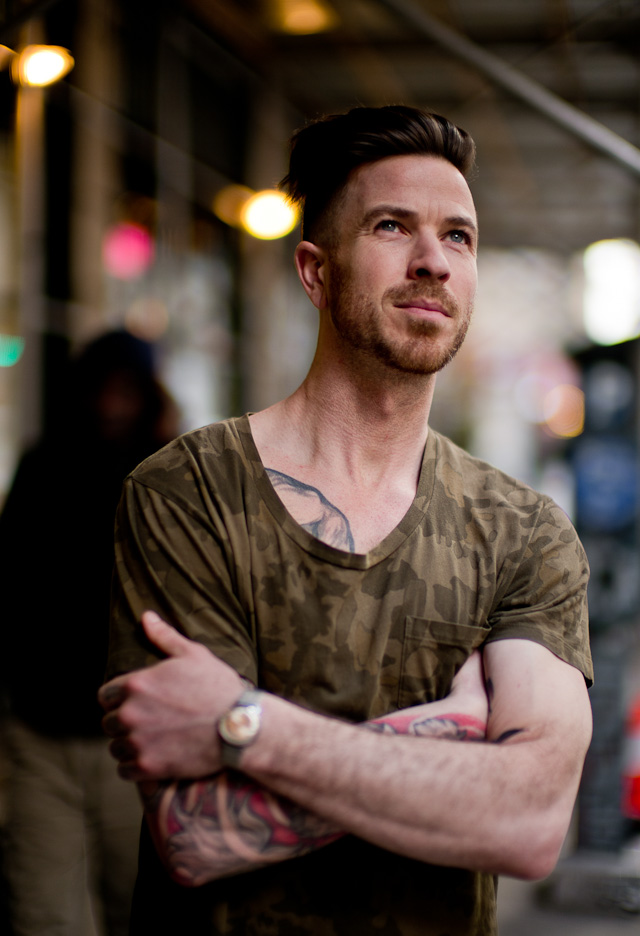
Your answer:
[108,739,146,781]
[141,610,191,658]
[109,736,137,763]
[102,710,129,739]
[98,679,126,711]
[118,762,144,782]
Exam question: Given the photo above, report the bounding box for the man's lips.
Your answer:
[395,298,451,317]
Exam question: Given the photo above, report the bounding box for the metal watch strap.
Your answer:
[218,686,263,769]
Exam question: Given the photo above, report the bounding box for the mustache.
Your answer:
[384,282,458,314]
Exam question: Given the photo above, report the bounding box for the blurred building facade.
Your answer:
[1,0,640,907]
[1,0,640,493]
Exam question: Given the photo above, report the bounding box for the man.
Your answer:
[99,105,593,936]
[0,331,177,936]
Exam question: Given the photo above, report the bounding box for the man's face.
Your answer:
[319,154,478,376]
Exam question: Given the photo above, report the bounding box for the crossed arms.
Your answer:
[99,611,592,887]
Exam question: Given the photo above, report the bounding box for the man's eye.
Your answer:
[448,230,469,244]
[377,219,400,232]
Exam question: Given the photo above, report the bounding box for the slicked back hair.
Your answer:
[280,105,476,244]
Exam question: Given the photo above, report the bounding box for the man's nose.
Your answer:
[408,234,451,282]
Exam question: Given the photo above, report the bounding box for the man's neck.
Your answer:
[255,355,434,475]
[248,362,436,553]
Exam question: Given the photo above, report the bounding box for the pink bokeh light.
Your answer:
[102,223,154,280]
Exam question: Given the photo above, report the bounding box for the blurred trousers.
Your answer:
[3,718,142,936]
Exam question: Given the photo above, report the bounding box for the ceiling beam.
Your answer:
[375,0,640,177]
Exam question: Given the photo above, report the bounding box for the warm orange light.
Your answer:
[269,0,338,34]
[13,45,74,87]
[0,46,15,69]
[212,185,254,228]
[543,385,585,439]
[240,190,298,239]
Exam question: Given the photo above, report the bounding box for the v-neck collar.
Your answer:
[236,413,438,570]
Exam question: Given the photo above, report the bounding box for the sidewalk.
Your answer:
[498,875,639,935]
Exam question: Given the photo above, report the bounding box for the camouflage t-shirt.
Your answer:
[108,415,592,936]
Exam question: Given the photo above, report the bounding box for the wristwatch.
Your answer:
[218,686,263,768]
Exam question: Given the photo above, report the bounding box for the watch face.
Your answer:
[219,703,261,747]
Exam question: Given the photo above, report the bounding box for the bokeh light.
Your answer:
[542,384,585,438]
[125,297,169,341]
[240,190,298,240]
[14,45,74,87]
[0,335,25,367]
[271,0,338,34]
[514,353,579,418]
[102,223,155,280]
[583,239,640,346]
[213,185,254,228]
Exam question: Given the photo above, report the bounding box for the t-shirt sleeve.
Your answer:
[485,496,593,686]
[106,474,258,683]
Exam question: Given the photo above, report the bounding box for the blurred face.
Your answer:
[94,371,146,441]
[319,154,478,375]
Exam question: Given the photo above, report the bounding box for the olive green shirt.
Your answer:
[108,415,592,936]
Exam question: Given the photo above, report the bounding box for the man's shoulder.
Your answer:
[433,429,548,502]
[129,416,251,487]
[430,429,577,539]
[119,416,261,524]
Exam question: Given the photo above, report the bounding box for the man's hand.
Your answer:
[100,615,490,886]
[99,611,245,780]
[101,611,490,784]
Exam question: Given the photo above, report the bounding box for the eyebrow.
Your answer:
[361,205,416,227]
[446,214,478,236]
[361,205,478,237]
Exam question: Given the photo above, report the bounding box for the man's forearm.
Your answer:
[139,772,341,887]
[104,617,589,883]
[142,699,487,886]
[238,643,591,881]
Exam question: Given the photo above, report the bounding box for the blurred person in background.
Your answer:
[100,107,592,936]
[0,330,179,936]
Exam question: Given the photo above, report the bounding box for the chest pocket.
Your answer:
[398,618,489,709]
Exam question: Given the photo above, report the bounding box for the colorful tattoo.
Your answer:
[367,710,487,741]
[266,468,355,551]
[149,772,341,885]
[148,704,487,883]
[138,781,165,814]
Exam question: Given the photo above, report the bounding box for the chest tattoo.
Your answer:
[265,468,355,552]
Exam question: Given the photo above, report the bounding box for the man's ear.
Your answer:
[294,241,328,310]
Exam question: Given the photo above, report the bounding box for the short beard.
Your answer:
[329,274,472,376]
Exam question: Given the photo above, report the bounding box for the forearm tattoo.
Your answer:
[367,709,487,741]
[144,704,489,883]
[266,468,355,551]
[144,773,341,885]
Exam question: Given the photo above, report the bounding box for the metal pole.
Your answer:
[376,0,640,177]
